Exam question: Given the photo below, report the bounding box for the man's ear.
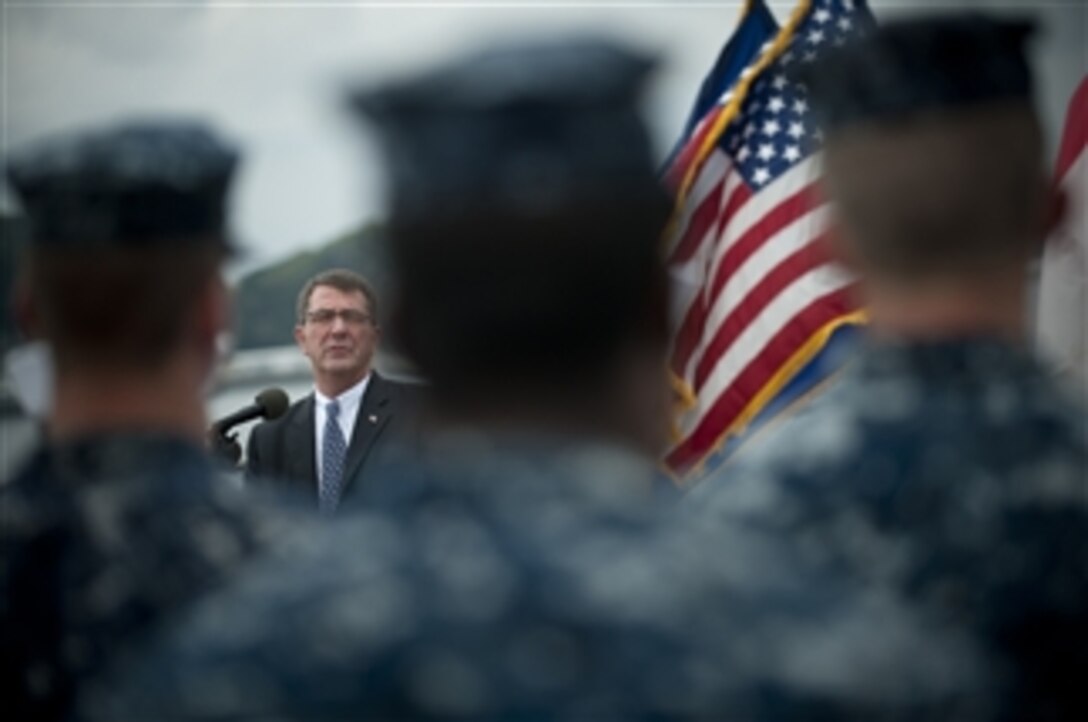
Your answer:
[13,273,40,341]
[384,293,412,359]
[812,177,859,271]
[822,216,861,272]
[820,216,868,309]
[194,273,231,358]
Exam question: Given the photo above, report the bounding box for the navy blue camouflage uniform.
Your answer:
[0,434,284,720]
[91,436,704,719]
[97,430,987,720]
[691,338,1088,717]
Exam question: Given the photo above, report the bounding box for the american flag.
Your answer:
[663,0,874,479]
[663,0,778,191]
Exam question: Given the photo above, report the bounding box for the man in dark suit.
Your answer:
[245,269,416,511]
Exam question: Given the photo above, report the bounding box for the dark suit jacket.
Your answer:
[244,373,419,501]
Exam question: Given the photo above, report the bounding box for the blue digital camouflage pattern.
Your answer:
[0,432,299,721]
[687,337,1088,719]
[94,430,986,720]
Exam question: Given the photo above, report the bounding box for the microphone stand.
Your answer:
[206,388,289,472]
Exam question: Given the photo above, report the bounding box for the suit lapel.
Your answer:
[342,373,393,494]
[286,395,318,491]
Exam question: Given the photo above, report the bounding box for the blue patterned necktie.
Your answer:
[320,399,347,513]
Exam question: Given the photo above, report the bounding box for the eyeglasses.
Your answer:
[304,309,372,326]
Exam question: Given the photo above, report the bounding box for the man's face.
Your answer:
[294,285,380,384]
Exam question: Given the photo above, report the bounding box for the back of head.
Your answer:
[352,39,670,407]
[801,14,1047,281]
[6,120,237,373]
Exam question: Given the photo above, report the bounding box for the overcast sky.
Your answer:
[3,0,1085,275]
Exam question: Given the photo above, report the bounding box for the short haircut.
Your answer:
[24,242,224,373]
[390,193,670,397]
[295,269,378,324]
[822,102,1046,278]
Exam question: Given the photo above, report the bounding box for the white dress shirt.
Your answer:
[313,374,371,484]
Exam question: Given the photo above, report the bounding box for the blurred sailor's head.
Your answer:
[795,14,1066,341]
[6,120,238,381]
[800,15,1060,288]
[352,38,671,453]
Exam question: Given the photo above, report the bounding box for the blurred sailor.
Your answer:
[0,120,293,720]
[689,14,1088,719]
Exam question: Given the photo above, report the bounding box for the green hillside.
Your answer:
[232,222,391,350]
[0,217,389,353]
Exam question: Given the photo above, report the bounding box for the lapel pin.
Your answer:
[368,414,378,424]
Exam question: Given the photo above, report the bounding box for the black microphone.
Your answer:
[212,387,290,435]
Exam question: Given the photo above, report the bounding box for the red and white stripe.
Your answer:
[1036,75,1088,389]
[664,148,860,475]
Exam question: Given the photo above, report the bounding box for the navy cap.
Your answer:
[6,120,238,249]
[798,14,1036,132]
[349,37,660,218]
